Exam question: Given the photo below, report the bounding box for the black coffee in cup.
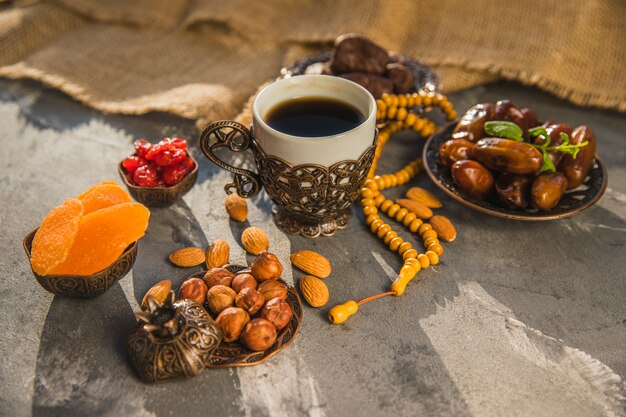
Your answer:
[265,97,364,137]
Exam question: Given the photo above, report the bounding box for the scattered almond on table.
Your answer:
[406,187,442,208]
[206,238,230,269]
[396,198,433,220]
[241,226,269,255]
[225,193,247,222]
[429,215,457,242]
[299,275,330,308]
[169,247,206,267]
[290,250,332,279]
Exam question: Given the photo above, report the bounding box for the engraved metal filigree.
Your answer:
[198,121,262,198]
[127,297,222,383]
[23,228,137,298]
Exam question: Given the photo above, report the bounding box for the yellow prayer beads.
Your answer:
[328,91,458,325]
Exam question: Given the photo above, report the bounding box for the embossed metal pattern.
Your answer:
[185,265,303,368]
[23,228,137,297]
[198,121,262,198]
[127,299,222,383]
[118,154,198,208]
[423,123,608,221]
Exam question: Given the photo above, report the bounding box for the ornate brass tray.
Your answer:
[184,264,303,367]
[423,123,608,221]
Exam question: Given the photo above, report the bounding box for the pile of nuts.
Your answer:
[145,238,293,352]
[320,34,418,98]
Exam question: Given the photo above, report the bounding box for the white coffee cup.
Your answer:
[252,75,376,165]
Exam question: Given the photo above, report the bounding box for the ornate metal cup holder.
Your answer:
[199,121,377,238]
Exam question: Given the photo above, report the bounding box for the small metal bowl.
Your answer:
[182,265,303,368]
[23,228,138,298]
[118,154,198,208]
[423,123,608,220]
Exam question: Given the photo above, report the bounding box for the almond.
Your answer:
[406,187,442,208]
[290,250,332,279]
[241,227,269,255]
[429,215,457,242]
[225,193,247,222]
[396,199,433,219]
[206,239,230,269]
[299,275,329,307]
[169,247,205,267]
[141,279,171,310]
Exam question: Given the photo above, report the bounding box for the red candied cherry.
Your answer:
[162,158,194,186]
[133,165,159,187]
[122,156,147,174]
[144,143,162,161]
[170,138,187,150]
[154,148,187,167]
[134,139,152,158]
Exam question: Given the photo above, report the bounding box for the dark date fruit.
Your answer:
[559,125,597,189]
[451,160,494,199]
[330,33,390,75]
[340,72,393,98]
[439,139,476,165]
[531,172,568,211]
[385,63,414,93]
[473,138,542,174]
[493,100,527,132]
[451,103,494,142]
[520,108,539,130]
[534,123,572,167]
[495,173,533,209]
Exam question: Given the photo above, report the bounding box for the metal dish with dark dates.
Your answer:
[423,100,607,220]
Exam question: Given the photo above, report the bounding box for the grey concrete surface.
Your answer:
[0,78,625,417]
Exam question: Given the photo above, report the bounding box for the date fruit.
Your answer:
[330,33,390,75]
[439,138,476,165]
[451,103,494,142]
[341,73,393,98]
[495,173,533,209]
[560,125,596,189]
[534,124,572,167]
[451,160,494,199]
[473,138,542,174]
[531,172,568,211]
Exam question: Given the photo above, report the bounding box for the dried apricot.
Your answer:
[31,198,84,276]
[78,181,131,214]
[50,202,150,275]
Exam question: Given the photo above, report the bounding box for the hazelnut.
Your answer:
[240,318,277,351]
[260,298,293,331]
[203,267,235,289]
[257,280,288,301]
[215,307,250,342]
[207,285,236,314]
[232,273,257,293]
[178,278,208,305]
[250,252,283,282]
[235,288,265,315]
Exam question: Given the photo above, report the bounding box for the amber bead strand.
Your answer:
[328,91,456,325]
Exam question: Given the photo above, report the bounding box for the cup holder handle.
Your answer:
[198,120,262,198]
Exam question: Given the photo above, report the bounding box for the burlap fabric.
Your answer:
[1,0,624,130]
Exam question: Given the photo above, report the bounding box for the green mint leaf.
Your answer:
[539,151,556,173]
[559,132,570,145]
[528,126,547,137]
[484,121,524,142]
